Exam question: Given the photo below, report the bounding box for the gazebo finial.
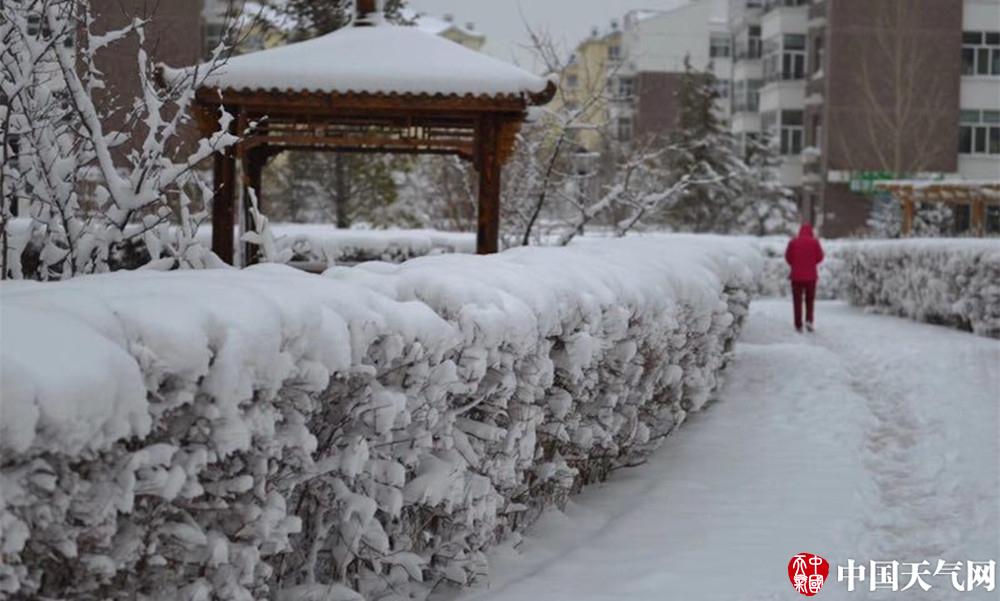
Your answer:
[355,0,381,27]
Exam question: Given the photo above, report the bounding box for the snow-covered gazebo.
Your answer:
[874,180,1000,236]
[171,0,555,265]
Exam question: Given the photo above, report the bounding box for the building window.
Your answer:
[614,76,634,99]
[763,0,807,12]
[736,25,762,61]
[811,113,822,148]
[710,33,732,58]
[761,110,804,155]
[959,109,1000,154]
[566,74,579,88]
[714,80,730,99]
[204,22,227,56]
[617,116,633,142]
[812,34,824,74]
[962,31,1000,76]
[608,45,621,61]
[733,78,762,112]
[987,206,1000,233]
[780,110,804,155]
[763,34,806,82]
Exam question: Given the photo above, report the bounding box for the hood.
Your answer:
[798,224,815,238]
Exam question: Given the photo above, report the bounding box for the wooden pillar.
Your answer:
[243,146,268,266]
[212,141,237,265]
[355,0,377,25]
[476,114,501,255]
[971,197,986,237]
[901,194,915,237]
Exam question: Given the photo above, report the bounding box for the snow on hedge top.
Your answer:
[0,236,760,458]
[173,24,551,98]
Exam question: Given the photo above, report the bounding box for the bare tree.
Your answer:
[1,0,241,279]
[832,0,955,176]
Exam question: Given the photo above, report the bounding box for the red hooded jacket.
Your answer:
[785,224,825,282]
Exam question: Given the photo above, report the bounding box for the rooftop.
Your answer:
[401,8,485,40]
[165,22,550,99]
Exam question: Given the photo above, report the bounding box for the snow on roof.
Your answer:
[401,8,485,40]
[170,23,546,98]
[628,1,694,23]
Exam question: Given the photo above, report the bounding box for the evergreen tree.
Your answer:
[257,0,410,228]
[736,135,798,235]
[267,0,407,40]
[667,55,746,232]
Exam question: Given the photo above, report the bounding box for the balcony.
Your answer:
[808,0,827,20]
[763,0,808,14]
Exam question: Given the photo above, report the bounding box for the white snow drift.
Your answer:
[0,236,760,600]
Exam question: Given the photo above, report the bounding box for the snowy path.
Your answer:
[444,300,1000,601]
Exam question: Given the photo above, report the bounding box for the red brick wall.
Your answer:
[823,0,962,174]
[634,71,686,140]
[88,1,204,153]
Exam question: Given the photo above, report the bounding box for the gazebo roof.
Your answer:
[165,24,553,103]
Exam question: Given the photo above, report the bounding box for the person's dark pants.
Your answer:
[791,280,817,330]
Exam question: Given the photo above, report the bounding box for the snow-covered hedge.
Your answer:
[840,239,1000,338]
[256,225,476,267]
[0,236,760,600]
[7,219,475,277]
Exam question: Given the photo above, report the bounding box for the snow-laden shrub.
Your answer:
[840,239,1000,338]
[0,236,761,600]
[263,225,475,266]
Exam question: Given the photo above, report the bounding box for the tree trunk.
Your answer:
[335,154,350,228]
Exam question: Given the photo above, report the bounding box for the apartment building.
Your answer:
[404,11,487,51]
[555,24,624,151]
[612,0,732,142]
[737,0,999,236]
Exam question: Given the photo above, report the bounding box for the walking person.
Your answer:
[785,223,824,332]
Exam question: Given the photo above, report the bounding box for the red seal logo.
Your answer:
[788,553,829,596]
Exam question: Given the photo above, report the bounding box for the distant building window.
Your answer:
[763,34,806,82]
[812,34,824,74]
[780,110,804,155]
[812,113,822,148]
[204,22,227,56]
[761,110,803,155]
[735,25,762,61]
[608,45,621,61]
[959,109,1000,155]
[714,80,730,99]
[763,0,807,12]
[710,33,732,58]
[962,31,1000,76]
[987,205,1000,233]
[733,78,762,112]
[615,77,634,99]
[617,116,633,142]
[566,74,579,88]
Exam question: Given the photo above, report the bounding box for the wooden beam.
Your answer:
[971,197,986,237]
[356,0,377,25]
[242,146,268,266]
[901,192,915,237]
[212,113,238,265]
[477,114,501,255]
[196,88,530,116]
[242,133,475,158]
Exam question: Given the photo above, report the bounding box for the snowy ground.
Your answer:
[442,300,1000,601]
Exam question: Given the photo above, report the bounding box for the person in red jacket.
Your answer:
[785,223,825,332]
